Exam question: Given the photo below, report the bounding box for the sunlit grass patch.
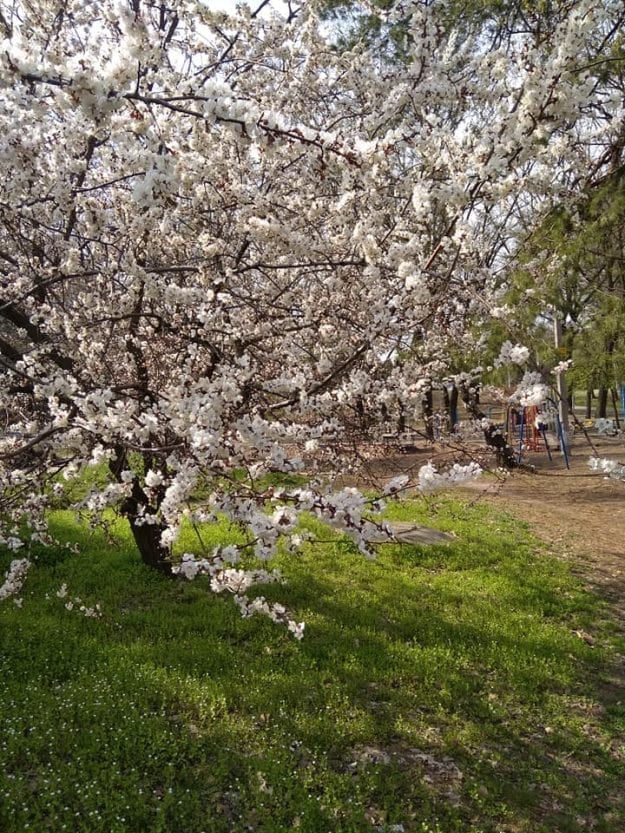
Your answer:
[1,498,624,832]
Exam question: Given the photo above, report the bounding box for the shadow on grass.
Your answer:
[1,506,624,833]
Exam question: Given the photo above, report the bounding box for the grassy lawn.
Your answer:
[1,498,625,832]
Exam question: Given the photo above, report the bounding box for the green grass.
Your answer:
[1,498,625,832]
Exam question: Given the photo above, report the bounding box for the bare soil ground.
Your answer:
[463,433,625,623]
[362,432,625,624]
[345,432,625,828]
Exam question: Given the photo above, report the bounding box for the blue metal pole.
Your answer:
[540,425,552,461]
[555,412,570,470]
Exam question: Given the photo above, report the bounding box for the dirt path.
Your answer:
[362,433,625,623]
[462,435,625,621]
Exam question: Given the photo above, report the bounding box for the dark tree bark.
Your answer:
[127,515,173,575]
[448,384,459,431]
[422,385,434,440]
[355,395,368,431]
[597,386,608,419]
[460,382,517,469]
[442,386,450,430]
[611,387,621,430]
[597,337,615,419]
[396,399,406,434]
[110,451,172,575]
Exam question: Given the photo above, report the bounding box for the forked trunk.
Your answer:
[109,453,173,575]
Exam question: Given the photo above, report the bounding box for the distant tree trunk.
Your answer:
[422,386,434,440]
[597,386,608,419]
[611,387,621,430]
[585,388,593,420]
[397,399,406,434]
[355,395,368,431]
[442,386,450,431]
[597,338,615,419]
[448,385,458,431]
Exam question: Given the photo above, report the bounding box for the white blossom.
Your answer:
[589,457,625,479]
[552,360,573,376]
[495,341,530,367]
[0,559,30,602]
[145,470,164,488]
[417,462,482,494]
[509,373,550,408]
[0,0,621,635]
[384,475,410,495]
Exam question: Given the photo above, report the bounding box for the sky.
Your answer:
[211,0,244,9]
[210,0,288,13]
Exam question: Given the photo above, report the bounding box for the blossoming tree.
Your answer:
[1,0,623,625]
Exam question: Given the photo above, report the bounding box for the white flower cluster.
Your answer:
[509,372,550,408]
[490,305,512,320]
[0,558,30,603]
[454,421,487,440]
[384,474,410,495]
[234,595,305,641]
[552,360,573,376]
[317,488,381,557]
[589,457,625,479]
[495,341,530,367]
[172,551,303,637]
[0,531,24,552]
[56,583,102,618]
[83,483,131,512]
[417,462,482,494]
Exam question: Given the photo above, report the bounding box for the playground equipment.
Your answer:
[506,401,570,468]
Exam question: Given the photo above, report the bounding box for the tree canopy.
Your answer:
[1,0,623,627]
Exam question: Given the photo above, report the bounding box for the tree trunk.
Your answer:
[121,486,172,575]
[128,516,173,576]
[422,387,434,440]
[109,452,172,575]
[355,395,368,431]
[611,387,621,430]
[460,383,517,469]
[597,338,615,419]
[442,386,450,432]
[396,399,406,435]
[448,385,458,431]
[585,388,593,420]
[597,386,608,419]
